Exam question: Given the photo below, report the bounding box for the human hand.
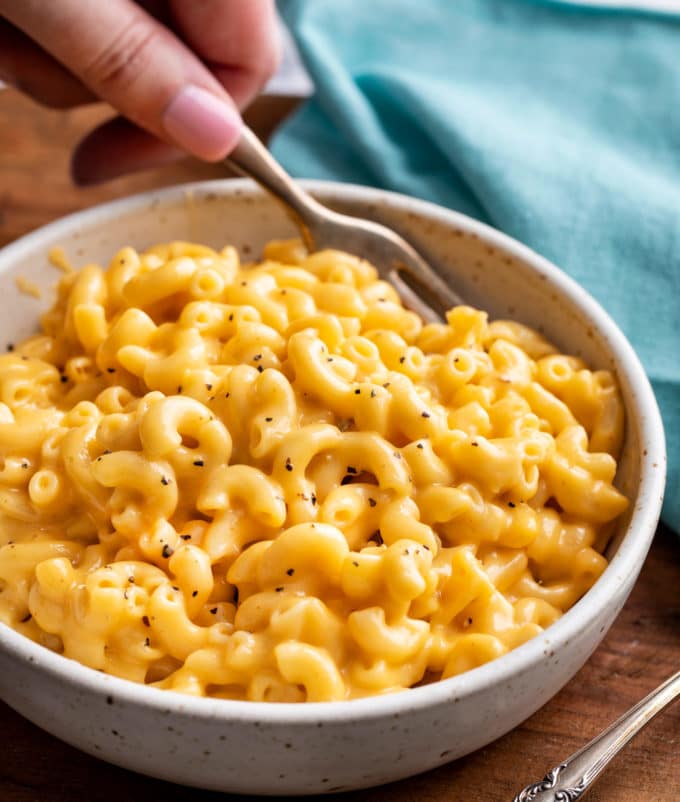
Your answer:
[0,0,280,183]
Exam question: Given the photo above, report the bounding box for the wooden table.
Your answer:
[1,87,679,802]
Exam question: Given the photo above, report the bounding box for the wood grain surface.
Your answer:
[1,87,678,802]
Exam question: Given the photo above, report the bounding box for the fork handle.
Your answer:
[513,670,680,801]
[224,125,324,246]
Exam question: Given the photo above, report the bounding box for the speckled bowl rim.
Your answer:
[0,179,666,725]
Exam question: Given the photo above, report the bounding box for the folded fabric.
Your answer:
[272,0,680,530]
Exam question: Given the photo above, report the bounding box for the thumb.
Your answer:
[0,0,242,161]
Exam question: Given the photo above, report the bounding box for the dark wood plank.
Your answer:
[1,86,678,802]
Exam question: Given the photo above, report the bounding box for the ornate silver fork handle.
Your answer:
[513,669,680,801]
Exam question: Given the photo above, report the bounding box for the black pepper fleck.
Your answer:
[416,442,424,449]
[206,383,212,390]
[142,616,150,627]
[508,501,516,508]
[275,587,284,593]
[107,367,116,373]
[285,458,293,472]
[368,497,377,507]
[161,544,174,559]
[210,607,218,614]
[193,459,205,467]
[161,477,169,486]
[421,411,431,418]
[265,416,272,422]
[60,375,68,383]
[192,590,198,597]
[346,466,357,474]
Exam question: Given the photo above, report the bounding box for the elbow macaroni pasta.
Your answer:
[0,239,628,701]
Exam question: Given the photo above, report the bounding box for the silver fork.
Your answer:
[225,126,463,323]
[513,669,680,801]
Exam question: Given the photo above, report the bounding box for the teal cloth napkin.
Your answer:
[272,0,680,530]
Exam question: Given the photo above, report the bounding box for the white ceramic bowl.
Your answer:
[0,181,666,795]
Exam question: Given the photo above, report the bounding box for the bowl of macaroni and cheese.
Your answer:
[0,181,665,794]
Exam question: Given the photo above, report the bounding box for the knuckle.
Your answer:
[82,18,160,94]
[262,45,282,83]
[251,40,282,88]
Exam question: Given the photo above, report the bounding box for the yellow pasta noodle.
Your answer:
[0,238,628,701]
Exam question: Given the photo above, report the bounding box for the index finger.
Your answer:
[0,0,242,161]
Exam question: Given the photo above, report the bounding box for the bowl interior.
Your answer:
[0,179,654,560]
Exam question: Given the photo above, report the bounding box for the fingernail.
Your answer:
[162,85,242,161]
